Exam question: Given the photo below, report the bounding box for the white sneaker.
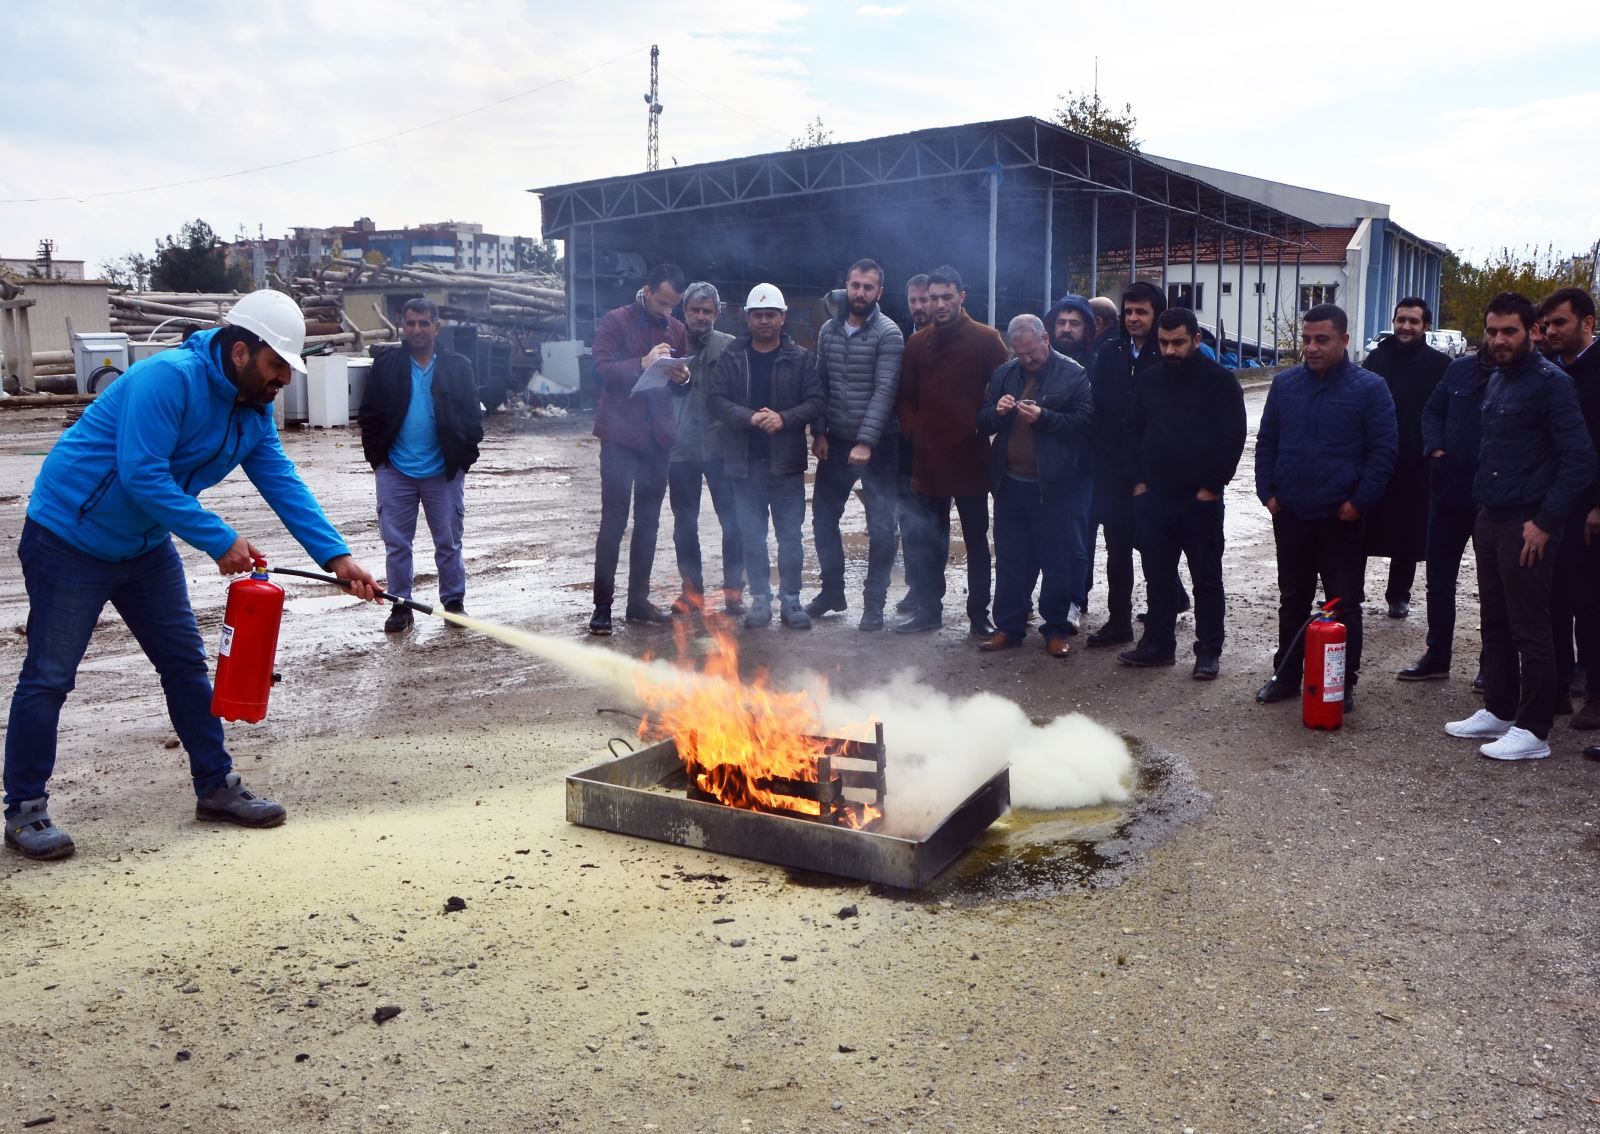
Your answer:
[1065,602,1083,634]
[1478,727,1550,761]
[1444,709,1513,739]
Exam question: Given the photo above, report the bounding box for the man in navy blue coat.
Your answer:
[1254,304,1398,709]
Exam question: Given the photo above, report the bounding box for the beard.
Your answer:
[847,296,874,317]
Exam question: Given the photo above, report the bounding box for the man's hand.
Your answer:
[1521,520,1552,566]
[328,554,382,602]
[666,360,691,385]
[1132,483,1149,497]
[1015,401,1042,424]
[1585,506,1600,545]
[1337,501,1361,522]
[995,393,1017,416]
[848,443,872,465]
[753,408,783,435]
[642,343,672,370]
[1265,496,1280,516]
[1196,488,1219,502]
[812,435,829,460]
[1429,449,1446,459]
[216,535,266,576]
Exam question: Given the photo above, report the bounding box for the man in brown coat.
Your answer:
[895,265,1011,636]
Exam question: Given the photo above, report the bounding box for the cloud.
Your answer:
[858,4,907,14]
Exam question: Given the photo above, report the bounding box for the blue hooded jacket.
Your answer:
[26,328,350,565]
[1042,294,1097,367]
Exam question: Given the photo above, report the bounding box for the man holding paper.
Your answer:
[588,264,691,635]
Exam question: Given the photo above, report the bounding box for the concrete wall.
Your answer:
[4,279,110,354]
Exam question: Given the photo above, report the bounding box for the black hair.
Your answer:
[847,258,885,287]
[401,296,440,321]
[927,264,964,292]
[1157,307,1199,336]
[1120,280,1166,317]
[215,324,267,379]
[1393,296,1432,326]
[1540,286,1597,322]
[1303,303,1348,334]
[645,263,687,294]
[906,273,930,291]
[1484,292,1536,331]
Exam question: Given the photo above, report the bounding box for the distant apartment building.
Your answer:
[1,256,87,281]
[229,219,535,287]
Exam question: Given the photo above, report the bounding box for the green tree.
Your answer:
[100,251,152,291]
[1439,245,1580,338]
[515,238,564,274]
[788,115,834,151]
[150,219,253,293]
[1053,88,1140,152]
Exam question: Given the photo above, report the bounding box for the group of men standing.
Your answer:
[579,261,1252,680]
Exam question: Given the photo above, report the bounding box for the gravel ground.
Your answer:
[0,394,1596,1133]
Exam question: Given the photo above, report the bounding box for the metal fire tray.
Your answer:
[566,738,1010,890]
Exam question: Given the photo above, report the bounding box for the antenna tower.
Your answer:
[644,45,663,171]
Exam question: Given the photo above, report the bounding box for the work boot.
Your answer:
[4,798,75,861]
[804,591,848,619]
[195,773,286,828]
[743,595,772,629]
[384,606,413,634]
[722,588,746,617]
[1192,655,1220,681]
[1087,622,1134,648]
[587,606,613,636]
[1571,697,1600,730]
[895,593,920,614]
[1397,653,1449,681]
[780,595,812,630]
[859,608,886,632]
[893,609,942,633]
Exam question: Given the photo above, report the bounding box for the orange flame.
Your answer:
[633,607,880,828]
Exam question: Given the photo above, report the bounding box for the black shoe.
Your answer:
[895,594,920,614]
[1192,656,1220,681]
[1397,653,1449,681]
[805,591,848,619]
[587,606,613,636]
[625,603,672,625]
[1583,745,1600,762]
[1256,676,1298,704]
[1087,623,1134,648]
[1471,670,1486,694]
[893,610,943,633]
[443,600,466,616]
[859,609,886,632]
[1387,600,1410,619]
[1343,689,1356,714]
[384,606,413,634]
[1117,647,1176,668]
[969,617,996,639]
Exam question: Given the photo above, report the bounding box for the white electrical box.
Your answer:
[540,339,588,392]
[305,355,350,428]
[73,332,131,396]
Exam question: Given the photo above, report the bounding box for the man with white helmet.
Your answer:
[3,290,381,861]
[708,284,824,629]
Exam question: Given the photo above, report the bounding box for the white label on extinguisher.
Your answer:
[1322,641,1346,701]
[218,623,235,658]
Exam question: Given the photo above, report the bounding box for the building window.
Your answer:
[1299,283,1339,311]
[1221,282,1233,296]
[1254,281,1267,295]
[1168,283,1203,311]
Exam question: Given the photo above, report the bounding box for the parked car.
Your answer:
[1432,329,1468,357]
[1362,330,1394,356]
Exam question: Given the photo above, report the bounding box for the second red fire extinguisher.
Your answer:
[211,567,285,724]
[1302,598,1346,731]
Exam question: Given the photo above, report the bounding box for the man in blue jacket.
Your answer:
[3,290,380,861]
[1254,303,1398,709]
[1443,293,1595,761]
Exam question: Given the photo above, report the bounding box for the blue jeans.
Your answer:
[993,476,1091,639]
[4,519,232,815]
[375,464,466,604]
[731,464,806,599]
[811,435,899,609]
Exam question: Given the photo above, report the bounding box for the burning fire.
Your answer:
[633,613,880,828]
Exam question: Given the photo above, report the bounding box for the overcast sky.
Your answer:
[3,1,1597,273]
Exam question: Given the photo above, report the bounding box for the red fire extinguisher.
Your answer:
[1302,598,1346,731]
[211,567,285,724]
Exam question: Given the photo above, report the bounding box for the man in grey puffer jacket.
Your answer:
[806,258,905,630]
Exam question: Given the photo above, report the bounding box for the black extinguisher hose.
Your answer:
[1262,596,1342,695]
[262,566,436,616]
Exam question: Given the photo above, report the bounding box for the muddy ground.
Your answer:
[0,393,1596,1134]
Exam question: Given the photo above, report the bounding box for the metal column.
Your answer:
[1044,174,1054,306]
[1090,196,1100,297]
[1273,241,1283,363]
[987,168,1000,327]
[1255,239,1266,363]
[1238,232,1247,363]
[1130,204,1138,291]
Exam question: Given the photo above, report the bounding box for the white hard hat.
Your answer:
[223,289,307,374]
[744,283,786,312]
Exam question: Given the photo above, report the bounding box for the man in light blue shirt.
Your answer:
[357,299,484,633]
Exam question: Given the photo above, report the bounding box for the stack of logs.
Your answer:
[107,289,390,352]
[314,261,567,333]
